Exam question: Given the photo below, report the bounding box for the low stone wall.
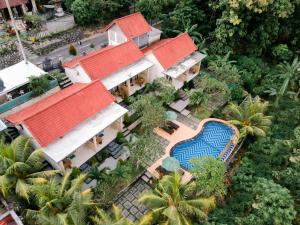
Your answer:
[0,40,17,56]
[23,28,83,56]
[0,51,21,70]
[45,15,75,34]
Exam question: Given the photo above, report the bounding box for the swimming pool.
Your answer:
[171,121,236,170]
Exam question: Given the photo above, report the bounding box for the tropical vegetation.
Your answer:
[139,172,215,224]
[27,172,93,225]
[227,96,272,138]
[0,136,57,201]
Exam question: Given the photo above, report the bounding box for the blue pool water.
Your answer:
[171,121,235,170]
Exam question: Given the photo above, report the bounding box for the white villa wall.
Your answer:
[108,25,127,46]
[149,33,161,45]
[144,53,165,82]
[172,79,184,90]
[64,66,92,83]
[43,153,63,171]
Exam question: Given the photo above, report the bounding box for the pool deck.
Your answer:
[149,118,239,183]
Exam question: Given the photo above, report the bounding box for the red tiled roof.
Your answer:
[103,12,151,39]
[63,41,144,81]
[0,215,17,225]
[6,82,115,147]
[144,33,197,70]
[0,0,28,9]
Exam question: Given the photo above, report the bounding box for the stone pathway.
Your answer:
[113,135,169,221]
[115,178,151,221]
[176,113,200,130]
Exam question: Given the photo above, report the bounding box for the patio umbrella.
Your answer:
[162,157,180,172]
[165,111,177,121]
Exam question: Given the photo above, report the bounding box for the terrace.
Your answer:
[67,125,119,169]
[163,52,205,90]
[101,59,152,102]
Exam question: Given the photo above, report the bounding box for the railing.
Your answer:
[0,80,59,114]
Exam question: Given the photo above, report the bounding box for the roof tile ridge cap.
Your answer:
[80,41,135,65]
[22,83,92,122]
[77,47,113,65]
[154,32,192,51]
[114,12,142,23]
[105,12,143,30]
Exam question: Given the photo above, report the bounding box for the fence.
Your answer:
[0,80,58,114]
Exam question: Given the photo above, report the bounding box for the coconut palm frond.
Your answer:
[136,212,153,225]
[25,149,44,170]
[28,170,59,178]
[15,179,31,201]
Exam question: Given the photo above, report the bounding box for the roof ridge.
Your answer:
[20,82,102,122]
[79,40,136,65]
[113,12,142,23]
[152,33,189,51]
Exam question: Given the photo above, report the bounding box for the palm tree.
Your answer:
[227,95,272,138]
[91,205,132,225]
[91,205,153,225]
[139,172,215,225]
[0,136,58,200]
[187,88,209,114]
[26,172,93,225]
[275,57,300,106]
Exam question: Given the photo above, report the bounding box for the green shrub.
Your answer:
[115,132,126,144]
[69,44,77,56]
[123,113,130,124]
[228,83,244,102]
[123,96,131,106]
[28,75,50,96]
[236,56,265,92]
[272,44,293,62]
[24,14,44,30]
[90,43,95,48]
[174,90,180,101]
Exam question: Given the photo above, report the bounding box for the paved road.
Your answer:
[32,32,108,67]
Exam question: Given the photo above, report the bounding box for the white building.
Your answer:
[0,60,46,104]
[143,33,206,90]
[0,60,61,119]
[6,81,127,171]
[103,12,161,48]
[63,40,153,102]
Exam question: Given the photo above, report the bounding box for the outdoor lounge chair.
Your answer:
[167,121,179,130]
[161,126,174,135]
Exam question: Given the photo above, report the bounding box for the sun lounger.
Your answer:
[161,126,174,135]
[167,121,179,130]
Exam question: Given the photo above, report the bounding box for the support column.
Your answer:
[21,4,27,15]
[119,117,124,131]
[92,136,98,151]
[58,161,66,173]
[0,9,6,21]
[31,0,38,13]
[146,68,150,83]
[126,79,131,96]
